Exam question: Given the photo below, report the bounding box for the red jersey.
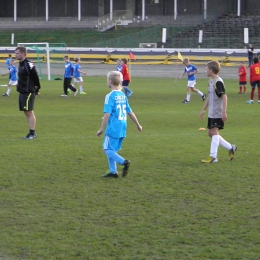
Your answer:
[121,64,131,81]
[250,62,260,83]
[238,65,247,82]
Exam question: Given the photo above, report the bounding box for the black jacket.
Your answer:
[17,58,41,93]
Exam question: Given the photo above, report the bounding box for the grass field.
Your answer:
[0,75,260,260]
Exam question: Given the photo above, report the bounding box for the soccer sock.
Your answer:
[186,93,191,102]
[124,87,131,95]
[7,88,11,95]
[210,135,219,158]
[105,150,125,165]
[79,86,83,92]
[218,135,232,150]
[29,129,35,135]
[196,90,204,96]
[107,156,117,174]
[244,86,246,93]
[123,88,128,96]
[258,88,260,102]
[239,86,242,93]
[250,88,255,100]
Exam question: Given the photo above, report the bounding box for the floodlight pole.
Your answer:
[204,0,207,20]
[237,0,241,16]
[142,0,145,21]
[110,0,113,20]
[46,0,49,21]
[78,0,81,21]
[14,0,17,22]
[174,0,177,20]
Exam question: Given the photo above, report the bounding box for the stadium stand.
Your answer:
[169,11,260,49]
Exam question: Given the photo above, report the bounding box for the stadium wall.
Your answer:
[0,0,259,18]
[1,47,259,67]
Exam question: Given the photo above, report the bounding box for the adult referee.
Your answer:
[15,46,41,139]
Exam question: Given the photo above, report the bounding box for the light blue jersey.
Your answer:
[103,90,132,138]
[184,64,197,81]
[64,61,74,78]
[73,63,81,78]
[9,65,17,81]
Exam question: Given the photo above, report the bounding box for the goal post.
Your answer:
[18,42,51,80]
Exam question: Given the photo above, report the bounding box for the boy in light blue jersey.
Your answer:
[72,57,87,94]
[96,71,142,178]
[2,59,17,96]
[180,57,206,104]
[61,55,78,97]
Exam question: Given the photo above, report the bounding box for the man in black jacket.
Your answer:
[15,46,41,139]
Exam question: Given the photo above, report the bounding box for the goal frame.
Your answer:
[17,42,51,80]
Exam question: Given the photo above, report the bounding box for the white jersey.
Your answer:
[207,76,226,118]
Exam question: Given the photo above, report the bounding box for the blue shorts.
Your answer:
[251,81,260,88]
[122,80,130,87]
[102,135,124,152]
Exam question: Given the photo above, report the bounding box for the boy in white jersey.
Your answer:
[96,71,142,178]
[72,57,87,94]
[199,61,237,163]
[180,57,206,104]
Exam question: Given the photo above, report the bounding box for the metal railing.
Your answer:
[97,10,133,31]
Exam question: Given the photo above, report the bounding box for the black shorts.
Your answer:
[251,81,260,88]
[122,80,130,87]
[207,117,224,130]
[19,93,35,111]
[239,81,247,85]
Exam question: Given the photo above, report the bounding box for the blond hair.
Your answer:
[107,71,123,86]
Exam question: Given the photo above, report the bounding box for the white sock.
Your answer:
[186,93,191,101]
[7,88,11,95]
[219,136,232,150]
[210,135,219,158]
[196,90,203,96]
[79,86,83,92]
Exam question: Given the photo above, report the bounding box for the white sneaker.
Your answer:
[61,94,68,97]
[74,90,78,96]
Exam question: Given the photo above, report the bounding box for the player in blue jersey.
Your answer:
[5,54,12,80]
[5,54,12,67]
[2,59,17,96]
[96,71,142,178]
[72,57,87,94]
[180,57,206,104]
[116,59,122,72]
[61,55,78,97]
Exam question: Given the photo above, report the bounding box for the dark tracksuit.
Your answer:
[64,61,77,94]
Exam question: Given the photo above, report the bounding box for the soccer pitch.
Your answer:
[0,75,259,259]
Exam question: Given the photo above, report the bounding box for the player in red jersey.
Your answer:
[238,61,247,94]
[246,57,260,104]
[120,58,133,98]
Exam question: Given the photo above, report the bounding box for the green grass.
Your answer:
[0,76,260,259]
